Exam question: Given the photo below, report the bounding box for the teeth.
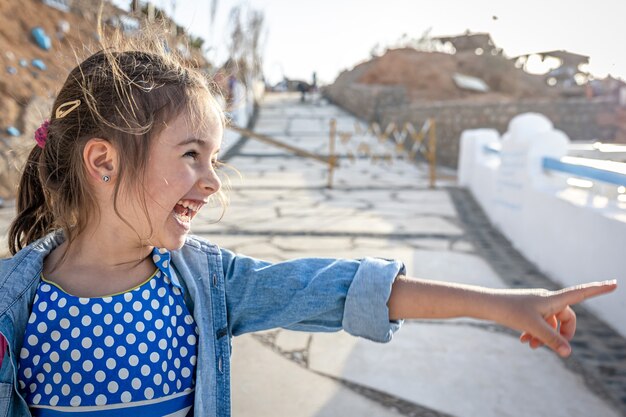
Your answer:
[176,199,202,212]
[173,212,191,223]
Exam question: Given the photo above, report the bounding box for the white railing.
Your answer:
[458,113,626,337]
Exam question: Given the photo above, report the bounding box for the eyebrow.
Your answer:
[177,137,210,148]
[176,137,221,156]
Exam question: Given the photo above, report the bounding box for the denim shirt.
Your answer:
[0,231,404,417]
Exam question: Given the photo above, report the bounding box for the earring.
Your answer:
[102,175,111,183]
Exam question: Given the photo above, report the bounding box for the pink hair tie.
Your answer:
[34,119,50,149]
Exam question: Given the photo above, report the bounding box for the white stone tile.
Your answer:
[231,334,403,417]
[274,330,312,352]
[352,237,400,250]
[405,238,452,252]
[308,326,621,417]
[408,250,504,287]
[385,216,463,235]
[450,238,476,253]
[271,236,353,253]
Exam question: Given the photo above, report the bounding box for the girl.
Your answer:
[0,35,616,417]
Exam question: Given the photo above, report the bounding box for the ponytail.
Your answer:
[8,145,55,255]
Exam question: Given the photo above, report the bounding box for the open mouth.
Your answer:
[172,199,203,225]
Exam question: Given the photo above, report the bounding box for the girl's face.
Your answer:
[121,107,223,250]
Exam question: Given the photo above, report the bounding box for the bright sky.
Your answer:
[114,0,626,85]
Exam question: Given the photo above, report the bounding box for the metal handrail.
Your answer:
[483,143,501,155]
[481,144,626,187]
[542,156,626,187]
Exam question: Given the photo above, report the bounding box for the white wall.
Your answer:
[228,79,265,128]
[458,113,626,338]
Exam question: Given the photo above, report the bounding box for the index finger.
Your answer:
[553,280,617,306]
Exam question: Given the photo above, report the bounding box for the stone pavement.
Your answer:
[0,92,624,416]
[209,92,626,417]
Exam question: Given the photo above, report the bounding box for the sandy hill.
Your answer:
[0,0,209,198]
[332,47,559,103]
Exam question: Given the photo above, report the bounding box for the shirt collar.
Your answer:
[151,247,184,292]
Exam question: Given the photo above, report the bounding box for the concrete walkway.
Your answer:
[199,93,625,417]
[0,92,623,416]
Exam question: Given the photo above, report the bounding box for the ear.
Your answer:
[83,138,117,184]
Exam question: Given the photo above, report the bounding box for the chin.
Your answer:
[152,234,188,252]
[166,237,188,251]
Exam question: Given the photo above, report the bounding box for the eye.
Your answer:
[211,159,222,169]
[183,150,199,160]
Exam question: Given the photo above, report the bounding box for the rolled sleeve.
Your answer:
[342,257,405,343]
[221,247,405,342]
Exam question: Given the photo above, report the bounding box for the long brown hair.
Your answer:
[8,30,227,257]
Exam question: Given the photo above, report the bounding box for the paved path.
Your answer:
[199,93,626,417]
[0,92,623,416]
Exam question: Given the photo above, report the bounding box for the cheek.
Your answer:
[141,178,174,213]
[147,171,194,204]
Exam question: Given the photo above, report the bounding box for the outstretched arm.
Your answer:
[387,276,618,357]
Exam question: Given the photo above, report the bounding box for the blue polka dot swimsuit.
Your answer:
[17,248,198,417]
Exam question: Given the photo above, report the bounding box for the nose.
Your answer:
[199,166,222,195]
